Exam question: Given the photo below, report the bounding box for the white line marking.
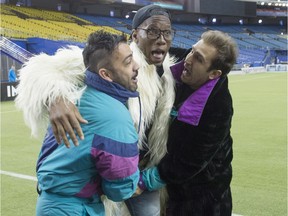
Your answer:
[0,110,19,114]
[0,170,37,181]
[230,74,281,83]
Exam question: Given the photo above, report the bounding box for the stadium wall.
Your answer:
[186,0,256,17]
[25,38,84,55]
[1,81,17,101]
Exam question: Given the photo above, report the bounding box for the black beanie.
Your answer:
[132,5,171,29]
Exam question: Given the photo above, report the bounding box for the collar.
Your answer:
[170,61,219,126]
[84,70,139,103]
[170,60,185,83]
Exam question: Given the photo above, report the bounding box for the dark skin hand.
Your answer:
[49,98,87,148]
[49,99,144,196]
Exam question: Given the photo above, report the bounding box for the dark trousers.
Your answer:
[166,188,232,216]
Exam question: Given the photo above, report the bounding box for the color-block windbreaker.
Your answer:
[36,70,165,213]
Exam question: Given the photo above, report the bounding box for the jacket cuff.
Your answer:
[138,173,147,191]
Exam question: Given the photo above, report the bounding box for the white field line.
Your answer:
[0,170,37,181]
[229,74,281,83]
[0,110,19,114]
[0,170,243,215]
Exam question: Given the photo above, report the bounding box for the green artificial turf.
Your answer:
[229,72,287,216]
[0,72,287,215]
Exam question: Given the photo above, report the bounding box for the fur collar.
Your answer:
[16,46,85,137]
[128,42,176,167]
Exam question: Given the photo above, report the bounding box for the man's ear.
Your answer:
[99,68,113,82]
[131,30,138,43]
[209,70,222,80]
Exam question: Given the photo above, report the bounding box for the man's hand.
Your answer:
[132,186,143,197]
[49,98,88,148]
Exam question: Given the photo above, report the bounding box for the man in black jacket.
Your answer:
[157,30,238,216]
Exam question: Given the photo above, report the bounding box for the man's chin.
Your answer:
[180,74,188,82]
[132,84,138,91]
[150,59,164,66]
[147,56,164,65]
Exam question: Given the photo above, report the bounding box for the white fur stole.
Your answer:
[128,42,176,167]
[15,46,86,137]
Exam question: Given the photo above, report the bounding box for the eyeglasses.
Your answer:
[137,28,175,41]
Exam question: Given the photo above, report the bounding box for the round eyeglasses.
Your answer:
[137,28,175,41]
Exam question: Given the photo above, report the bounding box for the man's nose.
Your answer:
[156,33,166,43]
[133,60,140,71]
[185,55,193,65]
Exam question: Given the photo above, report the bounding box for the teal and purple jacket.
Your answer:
[36,70,164,203]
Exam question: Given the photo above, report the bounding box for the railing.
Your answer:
[0,36,33,63]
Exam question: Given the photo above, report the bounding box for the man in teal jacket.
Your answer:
[36,31,165,216]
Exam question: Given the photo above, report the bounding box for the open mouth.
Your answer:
[183,65,190,76]
[132,73,138,83]
[183,61,192,75]
[152,50,165,59]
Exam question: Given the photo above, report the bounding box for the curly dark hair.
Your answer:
[82,30,127,73]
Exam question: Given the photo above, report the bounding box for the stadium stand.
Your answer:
[0,3,287,82]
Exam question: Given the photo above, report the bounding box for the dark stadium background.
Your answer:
[0,0,287,101]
